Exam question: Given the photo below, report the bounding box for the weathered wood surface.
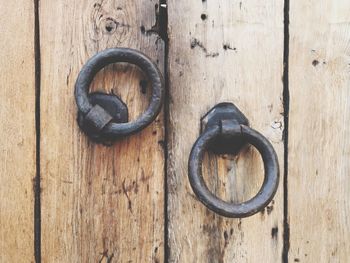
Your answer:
[167,1,285,262]
[288,1,350,262]
[0,0,36,262]
[2,0,350,262]
[40,0,165,261]
[0,1,36,262]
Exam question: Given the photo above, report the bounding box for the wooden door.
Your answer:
[0,0,349,262]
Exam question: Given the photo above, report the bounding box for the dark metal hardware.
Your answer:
[77,92,128,144]
[75,48,164,143]
[188,103,279,218]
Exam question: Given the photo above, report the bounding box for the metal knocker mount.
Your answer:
[188,103,279,218]
[75,48,164,144]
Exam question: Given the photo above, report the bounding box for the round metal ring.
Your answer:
[75,48,164,139]
[188,124,279,218]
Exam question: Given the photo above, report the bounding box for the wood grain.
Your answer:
[288,1,350,262]
[0,1,35,262]
[167,0,285,262]
[40,0,165,261]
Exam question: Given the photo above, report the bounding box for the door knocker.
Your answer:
[75,48,164,144]
[188,103,279,218]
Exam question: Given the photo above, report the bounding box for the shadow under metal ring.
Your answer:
[75,48,164,142]
[188,120,279,218]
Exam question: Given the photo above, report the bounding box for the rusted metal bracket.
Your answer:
[201,102,249,155]
[77,92,128,144]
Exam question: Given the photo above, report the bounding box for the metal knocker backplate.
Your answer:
[75,48,164,143]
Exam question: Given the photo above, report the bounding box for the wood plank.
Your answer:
[0,1,36,262]
[288,1,350,262]
[40,0,165,261]
[167,1,285,262]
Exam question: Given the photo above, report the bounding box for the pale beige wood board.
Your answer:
[0,1,35,262]
[288,1,350,262]
[167,0,285,262]
[40,0,165,261]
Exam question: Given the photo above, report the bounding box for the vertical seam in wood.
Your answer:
[282,0,290,262]
[34,0,41,262]
[159,0,170,262]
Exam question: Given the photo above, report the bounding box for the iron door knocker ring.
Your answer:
[75,48,164,143]
[188,103,279,218]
